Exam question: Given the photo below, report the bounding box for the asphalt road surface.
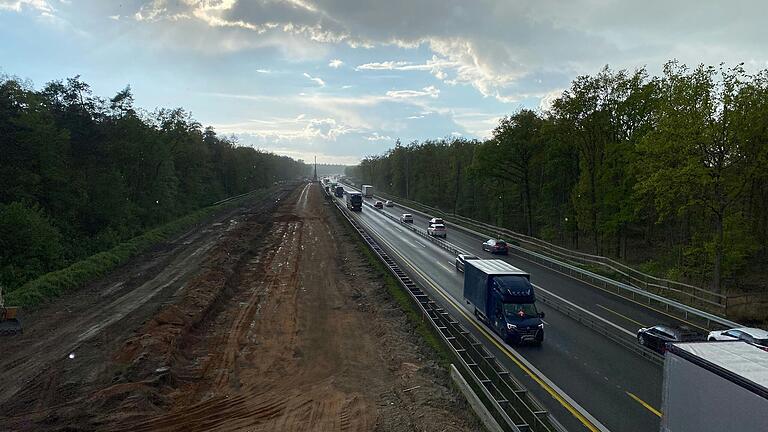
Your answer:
[335,187,671,432]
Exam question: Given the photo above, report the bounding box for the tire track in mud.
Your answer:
[5,183,482,432]
[120,184,377,432]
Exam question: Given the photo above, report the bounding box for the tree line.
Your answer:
[347,61,768,294]
[0,75,308,291]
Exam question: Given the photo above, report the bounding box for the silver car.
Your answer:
[400,213,413,223]
[455,254,480,272]
[708,327,768,349]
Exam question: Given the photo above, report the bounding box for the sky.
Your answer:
[2,1,767,164]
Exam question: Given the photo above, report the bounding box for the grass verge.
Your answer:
[331,204,455,367]
[6,189,270,308]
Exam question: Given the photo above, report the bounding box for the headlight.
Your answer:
[538,323,544,329]
[506,323,517,330]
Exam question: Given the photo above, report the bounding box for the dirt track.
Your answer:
[0,183,480,431]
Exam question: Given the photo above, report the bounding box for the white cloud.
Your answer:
[366,132,394,141]
[108,14,120,20]
[211,115,353,142]
[538,89,564,112]
[355,61,412,71]
[328,59,343,68]
[303,72,326,87]
[0,0,54,14]
[256,69,270,73]
[386,86,440,99]
[126,0,768,108]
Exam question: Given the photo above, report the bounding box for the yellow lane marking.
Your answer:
[596,304,647,328]
[361,221,605,432]
[626,392,662,418]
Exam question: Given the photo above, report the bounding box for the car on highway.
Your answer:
[707,327,768,349]
[455,254,480,272]
[428,223,447,238]
[482,239,509,254]
[428,217,445,227]
[637,324,705,354]
[400,213,413,223]
[385,200,394,207]
[374,201,384,209]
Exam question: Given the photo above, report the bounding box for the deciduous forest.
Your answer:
[347,62,768,295]
[0,75,308,291]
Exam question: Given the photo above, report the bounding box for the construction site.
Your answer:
[0,182,480,432]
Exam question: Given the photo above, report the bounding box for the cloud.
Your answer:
[211,115,354,142]
[0,0,54,14]
[328,58,343,68]
[365,132,394,141]
[303,72,326,87]
[126,0,768,107]
[386,86,439,99]
[256,68,270,73]
[538,89,564,112]
[355,61,412,71]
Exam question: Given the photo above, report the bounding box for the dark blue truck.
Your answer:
[344,190,363,211]
[334,185,345,198]
[463,259,544,345]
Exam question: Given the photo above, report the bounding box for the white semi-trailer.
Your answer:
[361,185,374,198]
[661,341,768,432]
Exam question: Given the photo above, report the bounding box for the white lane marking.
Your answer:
[436,261,454,272]
[533,284,635,337]
[356,221,610,432]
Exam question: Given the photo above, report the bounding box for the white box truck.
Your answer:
[661,341,768,432]
[361,185,374,198]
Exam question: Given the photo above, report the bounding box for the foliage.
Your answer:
[4,194,261,308]
[349,62,768,292]
[0,74,308,292]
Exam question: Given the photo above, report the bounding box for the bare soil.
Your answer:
[0,183,480,431]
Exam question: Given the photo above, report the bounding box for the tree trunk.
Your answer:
[713,212,724,293]
[589,167,599,254]
[454,158,461,215]
[523,171,533,236]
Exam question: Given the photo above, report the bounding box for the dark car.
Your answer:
[455,254,480,272]
[374,201,384,209]
[637,324,705,354]
[482,239,509,254]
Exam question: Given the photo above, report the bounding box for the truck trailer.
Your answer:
[361,185,374,198]
[463,260,544,345]
[661,341,768,432]
[344,191,363,211]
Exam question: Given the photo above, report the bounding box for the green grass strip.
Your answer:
[6,190,269,308]
[334,208,455,367]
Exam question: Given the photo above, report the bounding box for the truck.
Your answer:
[334,185,345,198]
[463,259,544,345]
[661,341,768,432]
[344,191,363,211]
[361,185,374,198]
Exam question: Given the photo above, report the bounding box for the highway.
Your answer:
[332,187,671,432]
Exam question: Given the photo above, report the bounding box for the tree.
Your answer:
[636,62,759,292]
[474,110,543,235]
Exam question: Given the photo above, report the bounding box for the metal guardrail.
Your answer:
[347,185,740,332]
[362,198,667,366]
[369,189,726,311]
[329,191,563,432]
[535,291,664,366]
